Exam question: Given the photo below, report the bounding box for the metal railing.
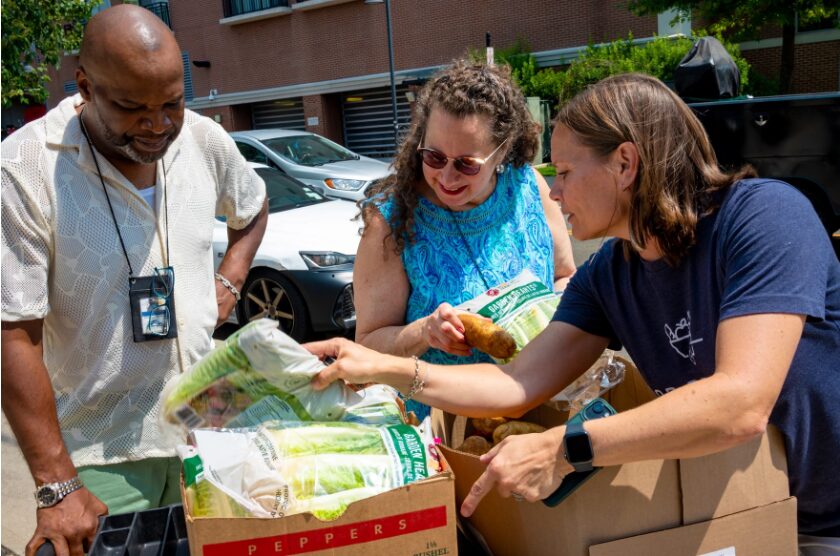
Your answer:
[222,0,289,18]
[143,2,171,28]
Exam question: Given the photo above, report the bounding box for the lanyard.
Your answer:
[78,108,171,277]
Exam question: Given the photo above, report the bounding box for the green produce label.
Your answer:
[477,281,549,320]
[384,425,428,484]
[183,454,204,488]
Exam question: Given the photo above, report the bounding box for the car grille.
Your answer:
[333,284,356,328]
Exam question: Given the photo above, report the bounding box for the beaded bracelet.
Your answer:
[404,355,426,401]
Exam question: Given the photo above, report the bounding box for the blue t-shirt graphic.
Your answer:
[377,164,555,420]
[555,179,840,535]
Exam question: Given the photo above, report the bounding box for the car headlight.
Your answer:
[300,251,355,269]
[324,178,367,191]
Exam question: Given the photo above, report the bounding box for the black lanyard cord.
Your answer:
[78,107,171,275]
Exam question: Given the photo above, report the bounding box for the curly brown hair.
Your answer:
[554,73,756,266]
[360,59,540,254]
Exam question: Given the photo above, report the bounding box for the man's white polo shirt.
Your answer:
[1,95,265,466]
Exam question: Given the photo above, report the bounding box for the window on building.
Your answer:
[139,0,171,28]
[181,52,195,102]
[223,0,289,18]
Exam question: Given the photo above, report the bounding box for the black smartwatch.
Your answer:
[563,421,594,472]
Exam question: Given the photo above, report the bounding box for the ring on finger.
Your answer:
[511,492,524,502]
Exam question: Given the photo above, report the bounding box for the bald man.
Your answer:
[1,5,267,554]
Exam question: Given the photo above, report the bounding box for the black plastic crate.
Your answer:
[93,503,188,556]
[36,503,190,556]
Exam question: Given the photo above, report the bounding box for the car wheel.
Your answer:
[236,269,308,341]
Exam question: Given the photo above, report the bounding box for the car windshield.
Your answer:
[263,134,360,166]
[257,168,329,213]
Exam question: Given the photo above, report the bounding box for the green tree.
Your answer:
[627,0,840,93]
[1,0,98,106]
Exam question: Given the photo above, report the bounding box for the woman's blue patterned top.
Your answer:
[375,164,555,420]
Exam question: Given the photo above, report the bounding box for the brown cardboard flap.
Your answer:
[439,444,682,556]
[183,462,457,556]
[432,355,791,556]
[680,425,789,524]
[601,358,655,411]
[429,407,451,447]
[588,497,798,556]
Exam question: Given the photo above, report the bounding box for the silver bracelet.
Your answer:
[214,272,241,301]
[404,356,426,401]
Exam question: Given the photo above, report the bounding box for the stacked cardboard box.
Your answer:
[434,363,796,556]
[181,459,458,556]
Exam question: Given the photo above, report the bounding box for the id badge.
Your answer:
[128,267,178,342]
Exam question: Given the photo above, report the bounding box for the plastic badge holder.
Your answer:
[89,503,189,556]
[542,398,617,507]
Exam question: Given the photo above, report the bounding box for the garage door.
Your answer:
[252,98,305,130]
[342,85,412,159]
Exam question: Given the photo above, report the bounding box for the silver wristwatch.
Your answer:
[34,476,84,509]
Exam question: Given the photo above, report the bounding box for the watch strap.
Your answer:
[35,476,84,508]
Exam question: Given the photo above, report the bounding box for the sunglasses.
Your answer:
[145,299,171,336]
[417,138,508,176]
[146,266,174,336]
[152,266,174,298]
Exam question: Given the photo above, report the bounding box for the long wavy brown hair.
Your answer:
[360,60,540,254]
[554,73,756,266]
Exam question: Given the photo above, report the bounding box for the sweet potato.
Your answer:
[470,417,508,438]
[492,420,546,445]
[459,313,517,359]
[456,435,493,456]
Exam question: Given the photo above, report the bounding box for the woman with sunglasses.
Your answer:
[311,73,840,550]
[353,61,576,420]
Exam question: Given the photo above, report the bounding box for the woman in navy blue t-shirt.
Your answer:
[306,73,840,550]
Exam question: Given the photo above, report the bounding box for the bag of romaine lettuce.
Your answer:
[183,419,441,521]
[456,269,561,362]
[160,319,403,434]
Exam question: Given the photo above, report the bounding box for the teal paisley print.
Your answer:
[375,164,555,420]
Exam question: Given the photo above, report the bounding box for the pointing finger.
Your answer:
[460,470,496,517]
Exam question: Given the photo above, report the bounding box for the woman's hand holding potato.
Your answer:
[421,303,473,357]
[459,313,517,359]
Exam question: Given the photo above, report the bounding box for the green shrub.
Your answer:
[743,70,781,97]
[554,32,751,106]
[477,33,752,113]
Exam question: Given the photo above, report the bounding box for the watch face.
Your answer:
[565,431,593,462]
[37,486,58,507]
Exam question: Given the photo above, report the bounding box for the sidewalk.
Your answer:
[1,413,36,556]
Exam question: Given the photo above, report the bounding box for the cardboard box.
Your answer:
[182,458,458,556]
[434,361,793,556]
[589,497,797,556]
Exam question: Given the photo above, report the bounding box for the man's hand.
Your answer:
[26,488,107,556]
[215,279,238,327]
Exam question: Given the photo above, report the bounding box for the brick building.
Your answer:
[45,0,839,158]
